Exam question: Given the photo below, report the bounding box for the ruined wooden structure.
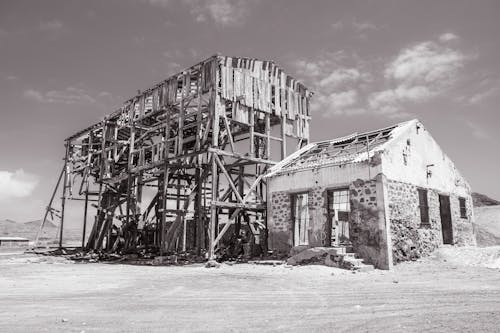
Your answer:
[39,55,312,259]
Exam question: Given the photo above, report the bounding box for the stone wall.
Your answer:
[268,174,392,269]
[268,187,329,255]
[268,191,293,255]
[450,193,476,246]
[387,179,475,264]
[349,176,391,269]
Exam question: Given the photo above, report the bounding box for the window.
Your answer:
[292,193,309,246]
[327,189,350,245]
[459,197,467,218]
[418,188,429,225]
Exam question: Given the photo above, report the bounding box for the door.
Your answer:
[293,193,309,246]
[327,189,351,246]
[439,195,453,244]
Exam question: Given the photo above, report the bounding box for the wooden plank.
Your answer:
[213,153,244,203]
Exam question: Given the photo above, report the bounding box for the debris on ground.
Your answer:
[286,246,374,272]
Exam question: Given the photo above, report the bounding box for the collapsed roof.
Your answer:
[266,119,418,177]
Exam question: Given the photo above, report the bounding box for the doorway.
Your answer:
[327,188,351,246]
[439,194,453,244]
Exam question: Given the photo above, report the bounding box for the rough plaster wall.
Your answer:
[349,177,390,269]
[267,162,380,193]
[381,120,471,198]
[388,179,476,264]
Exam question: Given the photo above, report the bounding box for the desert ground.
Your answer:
[0,247,499,333]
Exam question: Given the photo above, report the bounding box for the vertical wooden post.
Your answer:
[249,107,255,157]
[160,110,170,256]
[81,188,89,248]
[265,114,270,159]
[194,166,202,252]
[59,141,70,249]
[126,122,136,240]
[208,64,220,260]
[281,117,286,159]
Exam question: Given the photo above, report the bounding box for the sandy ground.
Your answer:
[0,247,499,333]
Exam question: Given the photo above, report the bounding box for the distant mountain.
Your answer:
[0,218,59,242]
[472,192,500,207]
[0,219,17,224]
[24,219,57,229]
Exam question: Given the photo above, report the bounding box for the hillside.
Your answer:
[0,219,58,242]
[474,205,500,247]
[472,192,500,207]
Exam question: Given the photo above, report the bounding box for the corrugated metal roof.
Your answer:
[267,119,417,176]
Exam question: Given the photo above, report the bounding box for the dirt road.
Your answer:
[0,248,499,332]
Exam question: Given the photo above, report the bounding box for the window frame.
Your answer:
[291,191,310,246]
[418,188,430,226]
[459,197,467,219]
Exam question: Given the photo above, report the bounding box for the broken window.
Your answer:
[418,188,430,225]
[459,197,467,218]
[292,192,309,246]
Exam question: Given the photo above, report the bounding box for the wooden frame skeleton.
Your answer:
[37,55,312,259]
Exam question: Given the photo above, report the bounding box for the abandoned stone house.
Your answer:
[265,119,476,269]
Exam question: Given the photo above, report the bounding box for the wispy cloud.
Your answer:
[369,36,467,117]
[291,51,371,117]
[466,121,489,140]
[187,0,254,26]
[5,75,18,80]
[352,20,378,33]
[0,169,39,201]
[39,19,64,32]
[439,32,459,42]
[23,86,97,105]
[293,33,470,119]
[147,0,254,26]
[331,18,380,37]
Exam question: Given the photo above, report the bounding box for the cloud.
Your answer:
[184,0,252,26]
[352,20,378,33]
[147,0,253,26]
[0,169,39,201]
[439,32,459,42]
[369,37,466,117]
[330,18,379,35]
[292,51,371,117]
[466,121,489,140]
[319,68,365,89]
[146,0,171,7]
[40,20,63,32]
[331,21,344,30]
[292,33,469,119]
[24,87,97,104]
[5,75,18,80]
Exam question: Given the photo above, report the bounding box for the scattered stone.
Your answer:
[205,260,220,268]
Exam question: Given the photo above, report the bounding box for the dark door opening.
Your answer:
[439,195,453,244]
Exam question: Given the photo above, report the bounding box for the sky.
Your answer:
[0,0,499,225]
